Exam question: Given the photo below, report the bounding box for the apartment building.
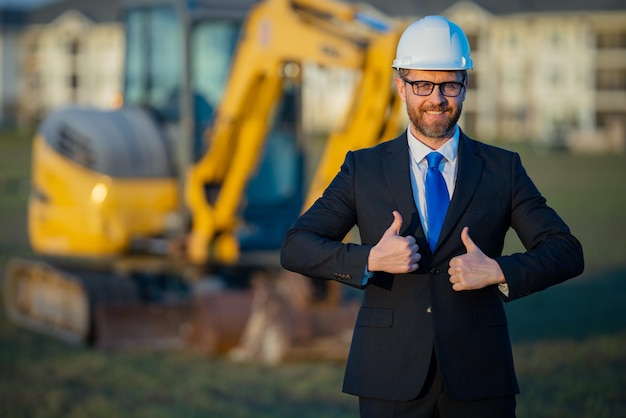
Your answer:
[442,1,626,152]
[17,0,123,125]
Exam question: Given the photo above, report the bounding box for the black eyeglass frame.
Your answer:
[400,77,466,97]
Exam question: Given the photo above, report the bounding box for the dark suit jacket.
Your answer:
[280,130,584,401]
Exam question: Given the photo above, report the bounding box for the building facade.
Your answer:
[444,2,626,152]
[18,4,123,125]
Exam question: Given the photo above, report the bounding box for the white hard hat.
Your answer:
[393,15,474,71]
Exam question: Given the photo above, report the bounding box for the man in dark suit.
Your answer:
[280,15,584,418]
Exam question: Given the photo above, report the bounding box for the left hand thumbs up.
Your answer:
[448,227,506,291]
[460,225,478,253]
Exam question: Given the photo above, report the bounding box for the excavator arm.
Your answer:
[185,0,405,264]
[303,28,404,211]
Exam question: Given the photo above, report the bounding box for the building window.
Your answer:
[596,31,626,49]
[596,111,626,128]
[467,71,478,90]
[551,30,561,48]
[462,110,478,136]
[68,38,81,55]
[508,32,517,48]
[466,34,479,52]
[596,69,626,90]
[69,74,80,89]
[550,69,562,88]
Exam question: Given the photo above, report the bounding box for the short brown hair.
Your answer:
[397,68,468,84]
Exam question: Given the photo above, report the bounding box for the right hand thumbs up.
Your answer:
[383,210,403,237]
[368,211,421,274]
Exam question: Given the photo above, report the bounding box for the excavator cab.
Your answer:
[122,0,304,259]
[123,0,242,163]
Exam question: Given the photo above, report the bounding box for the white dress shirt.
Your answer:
[407,126,459,236]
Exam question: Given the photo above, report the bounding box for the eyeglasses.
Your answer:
[400,77,465,97]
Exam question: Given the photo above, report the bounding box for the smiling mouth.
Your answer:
[424,107,448,115]
[425,109,447,117]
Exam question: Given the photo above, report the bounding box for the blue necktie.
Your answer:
[425,152,449,252]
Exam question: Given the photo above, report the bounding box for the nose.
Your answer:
[427,85,447,104]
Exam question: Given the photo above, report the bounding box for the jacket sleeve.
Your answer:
[280,151,372,289]
[495,152,584,301]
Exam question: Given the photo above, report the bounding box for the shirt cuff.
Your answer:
[498,283,510,297]
[362,267,374,286]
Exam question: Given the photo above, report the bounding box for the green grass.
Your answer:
[0,130,625,417]
[0,130,33,265]
[502,146,626,269]
[0,335,355,418]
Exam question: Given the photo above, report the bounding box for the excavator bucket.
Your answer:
[229,271,359,365]
[4,258,360,363]
[4,258,197,350]
[186,290,254,355]
[94,301,197,351]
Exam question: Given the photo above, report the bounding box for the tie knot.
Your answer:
[426,152,444,169]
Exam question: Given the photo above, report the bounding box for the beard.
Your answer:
[408,103,462,139]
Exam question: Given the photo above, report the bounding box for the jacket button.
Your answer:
[430,268,440,275]
[426,306,432,314]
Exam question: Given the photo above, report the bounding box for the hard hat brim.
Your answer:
[392,58,474,71]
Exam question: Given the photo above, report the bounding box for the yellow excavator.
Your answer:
[4,0,406,363]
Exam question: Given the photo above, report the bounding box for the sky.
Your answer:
[0,0,59,9]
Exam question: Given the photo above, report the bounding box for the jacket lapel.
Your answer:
[382,133,427,243]
[437,132,483,249]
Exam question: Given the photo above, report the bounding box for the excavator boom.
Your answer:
[185,0,404,263]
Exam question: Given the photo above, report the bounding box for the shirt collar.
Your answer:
[407,125,459,165]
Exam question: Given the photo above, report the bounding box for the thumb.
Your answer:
[384,211,403,236]
[461,226,478,252]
